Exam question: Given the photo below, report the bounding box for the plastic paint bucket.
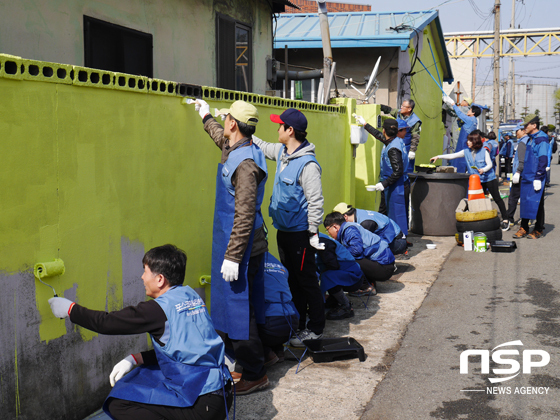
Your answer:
[473,232,487,252]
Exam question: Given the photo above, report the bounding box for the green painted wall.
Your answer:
[0,53,353,419]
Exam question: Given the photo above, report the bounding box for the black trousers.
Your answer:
[106,385,233,420]
[356,259,395,285]
[481,178,507,220]
[277,230,325,335]
[217,253,265,381]
[521,186,546,232]
[258,314,299,353]
[506,181,521,222]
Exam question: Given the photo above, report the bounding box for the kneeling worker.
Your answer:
[333,202,407,256]
[48,244,232,420]
[324,212,395,294]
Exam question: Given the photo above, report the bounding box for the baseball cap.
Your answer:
[383,118,398,131]
[397,120,408,130]
[522,113,538,127]
[270,108,308,132]
[333,202,353,214]
[216,101,259,126]
[515,123,525,131]
[463,97,473,105]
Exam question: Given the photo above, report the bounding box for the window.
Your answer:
[84,16,153,77]
[216,14,252,92]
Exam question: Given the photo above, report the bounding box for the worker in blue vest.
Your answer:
[324,212,395,295]
[316,232,368,320]
[252,108,326,348]
[193,99,269,395]
[540,125,553,187]
[503,124,530,230]
[484,131,500,172]
[333,202,407,256]
[48,244,232,420]
[442,94,480,173]
[499,134,515,182]
[379,99,422,173]
[513,114,549,239]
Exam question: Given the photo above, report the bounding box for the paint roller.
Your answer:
[34,259,65,297]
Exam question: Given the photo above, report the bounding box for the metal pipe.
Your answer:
[317,0,333,104]
[284,45,289,100]
[311,79,316,103]
[324,61,336,104]
[276,69,323,80]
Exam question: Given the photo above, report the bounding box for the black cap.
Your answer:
[383,118,398,131]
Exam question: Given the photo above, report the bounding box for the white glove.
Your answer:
[546,167,550,172]
[512,172,520,184]
[353,114,366,126]
[533,180,542,191]
[195,99,210,119]
[408,151,416,161]
[442,94,455,106]
[309,233,325,250]
[110,355,137,387]
[221,259,239,282]
[48,297,74,318]
[374,182,385,191]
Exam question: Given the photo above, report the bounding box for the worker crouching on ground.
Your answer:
[48,244,233,420]
[324,212,395,295]
[316,232,369,320]
[353,116,410,241]
[431,131,509,231]
[333,203,407,256]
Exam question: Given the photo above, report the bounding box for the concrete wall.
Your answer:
[0,0,274,94]
[0,52,354,419]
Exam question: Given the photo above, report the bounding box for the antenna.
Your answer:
[346,57,382,103]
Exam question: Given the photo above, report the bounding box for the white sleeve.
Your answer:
[437,150,465,160]
[480,149,493,173]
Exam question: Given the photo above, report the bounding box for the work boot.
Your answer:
[326,303,354,320]
[234,375,269,395]
[264,349,279,368]
[527,230,543,239]
[513,227,527,238]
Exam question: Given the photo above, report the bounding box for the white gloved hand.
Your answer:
[221,259,239,282]
[533,180,542,191]
[546,167,550,172]
[408,151,416,161]
[353,114,366,126]
[374,182,385,191]
[512,172,520,184]
[442,94,455,106]
[195,99,210,119]
[48,297,74,319]
[309,233,325,250]
[110,355,137,387]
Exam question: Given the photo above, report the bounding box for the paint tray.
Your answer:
[303,337,366,363]
[490,240,517,253]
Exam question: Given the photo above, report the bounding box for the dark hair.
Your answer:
[486,131,497,140]
[404,99,415,111]
[467,132,483,150]
[142,244,187,287]
[541,125,549,134]
[471,129,482,137]
[345,207,356,216]
[323,212,345,229]
[283,123,307,142]
[235,118,256,138]
[470,106,481,117]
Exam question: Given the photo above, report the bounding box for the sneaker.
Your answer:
[348,286,376,297]
[527,230,543,239]
[326,303,354,320]
[289,329,323,348]
[501,220,510,231]
[513,227,528,238]
[234,375,269,395]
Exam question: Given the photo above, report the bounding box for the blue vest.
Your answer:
[340,222,395,265]
[316,233,363,293]
[104,286,229,414]
[512,135,529,175]
[464,148,495,183]
[396,113,421,149]
[380,137,408,182]
[486,139,499,169]
[452,105,478,173]
[269,148,320,232]
[355,208,401,243]
[263,253,299,318]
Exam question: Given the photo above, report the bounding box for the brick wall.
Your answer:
[285,0,371,13]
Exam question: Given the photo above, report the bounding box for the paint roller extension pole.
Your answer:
[34,259,65,297]
[426,38,442,87]
[417,58,446,96]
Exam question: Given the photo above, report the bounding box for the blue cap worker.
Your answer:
[189,99,269,395]
[353,116,410,238]
[251,108,326,347]
[442,93,480,173]
[324,212,395,295]
[316,232,369,320]
[48,244,232,420]
[503,124,530,230]
[513,114,549,239]
[333,203,407,256]
[379,100,422,172]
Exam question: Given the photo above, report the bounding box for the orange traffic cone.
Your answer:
[468,174,485,201]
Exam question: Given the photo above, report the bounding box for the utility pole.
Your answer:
[507,0,516,121]
[493,0,501,130]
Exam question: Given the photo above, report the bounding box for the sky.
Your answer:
[360,0,560,89]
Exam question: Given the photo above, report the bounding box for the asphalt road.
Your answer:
[362,165,560,420]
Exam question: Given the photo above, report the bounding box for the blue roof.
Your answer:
[274,10,453,82]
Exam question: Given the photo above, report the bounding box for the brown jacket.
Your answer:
[204,116,268,262]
